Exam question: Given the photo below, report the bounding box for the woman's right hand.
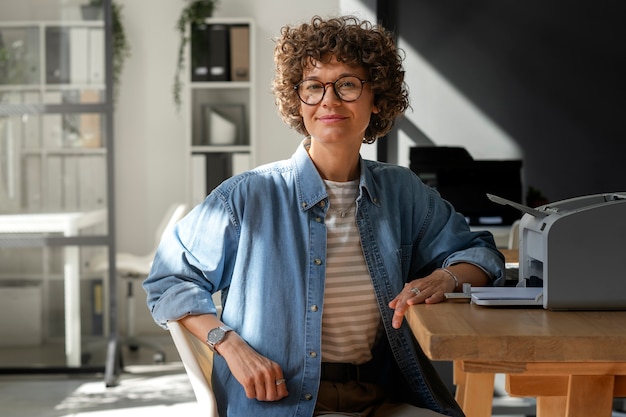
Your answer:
[218,332,289,401]
[179,314,288,402]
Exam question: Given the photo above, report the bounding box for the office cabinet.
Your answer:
[0,21,107,213]
[0,1,116,381]
[185,18,256,205]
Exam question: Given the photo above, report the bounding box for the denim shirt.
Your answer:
[143,139,505,417]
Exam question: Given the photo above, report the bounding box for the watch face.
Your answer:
[208,327,226,345]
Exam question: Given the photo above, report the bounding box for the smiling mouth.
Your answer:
[319,114,347,121]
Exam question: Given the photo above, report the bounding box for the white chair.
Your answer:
[88,203,188,362]
[507,219,521,250]
[168,320,218,417]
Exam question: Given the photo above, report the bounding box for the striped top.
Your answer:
[321,179,380,364]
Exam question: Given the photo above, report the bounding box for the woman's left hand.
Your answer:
[388,264,490,329]
[388,270,456,329]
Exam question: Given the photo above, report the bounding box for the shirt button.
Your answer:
[309,351,317,358]
[311,305,318,312]
[319,201,326,208]
[314,258,322,265]
[315,216,321,222]
[304,393,313,401]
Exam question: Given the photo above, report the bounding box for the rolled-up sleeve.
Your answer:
[143,194,237,328]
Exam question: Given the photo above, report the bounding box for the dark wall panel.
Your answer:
[384,0,625,202]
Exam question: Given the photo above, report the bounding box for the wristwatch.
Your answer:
[206,325,233,354]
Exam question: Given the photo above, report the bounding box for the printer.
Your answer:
[488,192,626,310]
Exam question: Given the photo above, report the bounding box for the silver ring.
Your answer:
[275,378,286,386]
[410,287,421,295]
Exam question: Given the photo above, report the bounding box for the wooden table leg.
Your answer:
[463,372,495,417]
[536,397,566,417]
[507,373,617,417]
[453,361,466,408]
[564,375,614,417]
[453,361,495,417]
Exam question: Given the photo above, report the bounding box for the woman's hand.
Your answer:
[218,332,289,401]
[388,269,456,328]
[388,264,490,329]
[179,314,288,401]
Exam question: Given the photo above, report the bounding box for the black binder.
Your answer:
[191,23,230,82]
[205,153,232,193]
[45,26,71,84]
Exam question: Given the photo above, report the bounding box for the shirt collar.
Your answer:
[292,137,379,212]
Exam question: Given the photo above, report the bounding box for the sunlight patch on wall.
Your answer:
[399,38,522,161]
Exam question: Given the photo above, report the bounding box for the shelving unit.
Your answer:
[0,20,108,213]
[0,1,118,384]
[185,17,256,205]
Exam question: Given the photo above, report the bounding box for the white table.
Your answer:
[0,209,107,367]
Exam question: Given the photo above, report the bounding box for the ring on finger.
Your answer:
[410,287,421,296]
[275,378,286,386]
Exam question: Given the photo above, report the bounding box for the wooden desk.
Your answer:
[406,302,626,417]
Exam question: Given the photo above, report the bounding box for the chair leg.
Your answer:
[127,280,138,351]
[82,274,167,365]
[124,277,166,363]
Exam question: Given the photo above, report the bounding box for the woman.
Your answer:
[144,15,504,417]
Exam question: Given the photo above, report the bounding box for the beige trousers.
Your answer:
[314,380,447,417]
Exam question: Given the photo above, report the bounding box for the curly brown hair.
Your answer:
[272,15,409,143]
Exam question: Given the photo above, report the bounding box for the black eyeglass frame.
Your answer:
[294,76,370,106]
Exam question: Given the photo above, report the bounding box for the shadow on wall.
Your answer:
[384,0,625,202]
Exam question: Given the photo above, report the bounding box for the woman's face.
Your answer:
[299,57,378,146]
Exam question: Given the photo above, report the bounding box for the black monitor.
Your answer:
[410,146,522,226]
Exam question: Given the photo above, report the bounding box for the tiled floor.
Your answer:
[0,335,197,417]
[1,335,623,417]
[1,366,199,417]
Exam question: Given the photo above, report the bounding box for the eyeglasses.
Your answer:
[294,76,369,105]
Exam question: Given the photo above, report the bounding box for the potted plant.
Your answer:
[0,37,26,87]
[173,0,219,111]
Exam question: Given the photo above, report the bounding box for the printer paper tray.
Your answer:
[471,287,543,307]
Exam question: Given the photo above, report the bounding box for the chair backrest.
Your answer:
[153,203,188,249]
[507,219,521,250]
[168,320,218,417]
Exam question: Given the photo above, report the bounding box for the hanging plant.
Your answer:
[83,0,131,101]
[173,0,219,112]
[110,1,131,97]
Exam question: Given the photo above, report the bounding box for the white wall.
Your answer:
[114,0,185,255]
[115,0,343,255]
